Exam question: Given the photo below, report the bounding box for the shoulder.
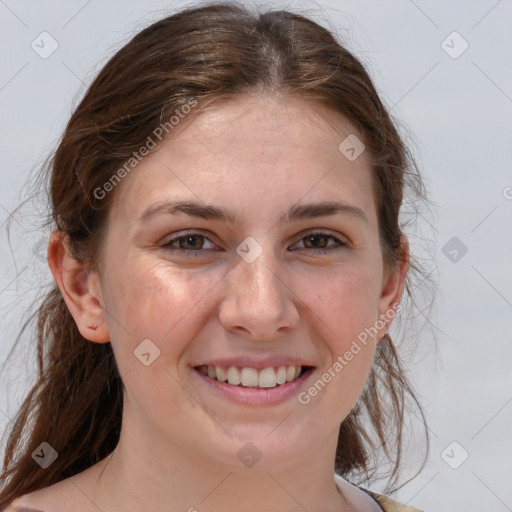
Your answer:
[4,493,47,511]
[4,457,110,512]
[4,507,46,512]
[4,487,58,512]
[4,476,87,512]
[5,507,45,512]
[4,492,46,511]
[365,490,425,512]
[3,502,45,512]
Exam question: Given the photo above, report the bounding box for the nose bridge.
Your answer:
[234,242,283,308]
[219,239,299,337]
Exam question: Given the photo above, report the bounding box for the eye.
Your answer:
[162,233,217,255]
[292,231,347,254]
[161,230,347,257]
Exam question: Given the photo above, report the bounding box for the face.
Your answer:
[84,95,404,471]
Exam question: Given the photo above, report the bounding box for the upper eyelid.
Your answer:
[294,233,346,246]
[162,230,218,247]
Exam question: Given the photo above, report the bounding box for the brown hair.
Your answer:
[0,1,435,507]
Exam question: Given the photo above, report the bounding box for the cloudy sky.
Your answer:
[1,1,511,511]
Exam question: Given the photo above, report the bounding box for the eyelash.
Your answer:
[161,231,347,256]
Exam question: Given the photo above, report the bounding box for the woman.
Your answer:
[0,2,433,511]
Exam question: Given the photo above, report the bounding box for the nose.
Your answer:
[218,247,300,341]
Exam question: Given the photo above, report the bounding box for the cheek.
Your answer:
[297,263,381,347]
[102,261,228,424]
[293,266,379,415]
[104,260,226,370]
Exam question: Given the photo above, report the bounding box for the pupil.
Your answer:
[306,235,327,248]
[181,235,202,250]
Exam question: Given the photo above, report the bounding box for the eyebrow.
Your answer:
[136,199,368,226]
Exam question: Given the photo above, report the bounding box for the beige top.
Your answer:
[367,490,424,512]
[334,472,424,512]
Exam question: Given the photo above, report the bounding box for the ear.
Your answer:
[47,231,110,343]
[376,234,409,343]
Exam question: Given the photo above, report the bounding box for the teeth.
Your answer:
[227,366,240,385]
[240,367,259,387]
[276,366,287,384]
[198,364,305,388]
[216,366,227,382]
[259,367,277,388]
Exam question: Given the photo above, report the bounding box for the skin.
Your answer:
[14,95,408,512]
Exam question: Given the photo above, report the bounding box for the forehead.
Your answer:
[109,94,376,228]
[168,95,361,161]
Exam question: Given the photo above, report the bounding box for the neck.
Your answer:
[89,413,350,512]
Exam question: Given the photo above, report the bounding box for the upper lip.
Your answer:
[193,357,315,370]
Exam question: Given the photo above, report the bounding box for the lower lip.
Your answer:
[191,367,315,406]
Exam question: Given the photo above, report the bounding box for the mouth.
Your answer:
[193,364,314,389]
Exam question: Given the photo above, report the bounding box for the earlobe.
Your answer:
[377,234,410,342]
[47,231,110,343]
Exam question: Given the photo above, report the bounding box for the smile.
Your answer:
[194,364,311,389]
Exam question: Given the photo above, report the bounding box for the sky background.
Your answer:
[0,1,511,511]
